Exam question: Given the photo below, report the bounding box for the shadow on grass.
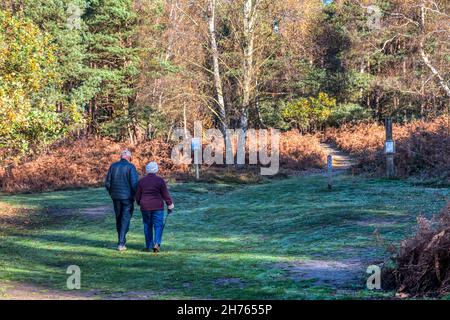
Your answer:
[1,174,449,299]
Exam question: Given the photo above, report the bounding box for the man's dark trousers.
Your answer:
[113,199,134,246]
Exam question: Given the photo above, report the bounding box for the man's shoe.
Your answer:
[153,244,160,253]
[117,245,127,251]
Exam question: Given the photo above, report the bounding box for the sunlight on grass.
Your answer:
[0,174,448,299]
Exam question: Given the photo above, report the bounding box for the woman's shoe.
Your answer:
[153,244,160,253]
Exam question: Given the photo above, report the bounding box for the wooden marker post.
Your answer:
[327,154,333,190]
[384,118,395,179]
[191,137,201,180]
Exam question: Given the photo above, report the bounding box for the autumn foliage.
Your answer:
[0,131,326,193]
[280,131,326,170]
[324,116,449,182]
[0,138,179,193]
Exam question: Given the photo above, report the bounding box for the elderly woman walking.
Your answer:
[135,162,174,253]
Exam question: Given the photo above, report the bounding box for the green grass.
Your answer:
[0,174,448,299]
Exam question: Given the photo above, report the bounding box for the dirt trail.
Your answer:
[276,143,365,291]
[276,258,366,289]
[320,142,356,171]
[0,281,94,300]
[0,281,159,300]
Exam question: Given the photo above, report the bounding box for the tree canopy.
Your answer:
[0,0,448,162]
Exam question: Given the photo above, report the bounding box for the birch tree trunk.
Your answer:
[207,0,227,134]
[418,3,450,98]
[419,43,450,98]
[240,0,257,132]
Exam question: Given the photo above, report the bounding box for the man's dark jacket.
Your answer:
[105,159,139,200]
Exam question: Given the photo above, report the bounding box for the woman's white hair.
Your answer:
[146,162,159,174]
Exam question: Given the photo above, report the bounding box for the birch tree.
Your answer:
[240,0,259,131]
[207,0,227,134]
[416,1,450,98]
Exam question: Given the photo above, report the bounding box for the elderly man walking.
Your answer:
[105,150,139,251]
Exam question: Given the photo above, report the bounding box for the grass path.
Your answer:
[0,174,448,299]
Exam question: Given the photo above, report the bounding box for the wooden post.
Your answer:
[195,159,200,180]
[192,137,201,180]
[327,154,333,190]
[385,117,393,140]
[385,118,395,178]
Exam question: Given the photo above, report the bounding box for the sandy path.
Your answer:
[320,142,356,171]
[0,280,161,300]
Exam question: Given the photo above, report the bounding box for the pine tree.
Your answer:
[20,0,92,113]
[83,0,141,141]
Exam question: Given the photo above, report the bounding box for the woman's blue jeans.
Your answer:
[141,210,165,249]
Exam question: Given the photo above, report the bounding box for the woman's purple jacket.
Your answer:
[135,173,173,211]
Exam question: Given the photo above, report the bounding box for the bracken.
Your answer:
[0,131,326,193]
[324,116,449,182]
[382,201,450,297]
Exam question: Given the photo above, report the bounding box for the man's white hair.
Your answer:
[120,149,132,159]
